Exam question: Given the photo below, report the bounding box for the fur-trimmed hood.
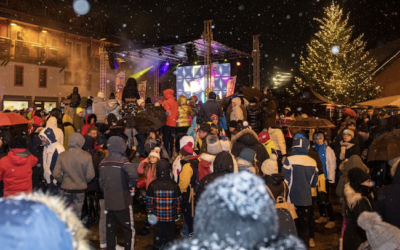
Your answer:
[0,192,89,250]
[200,153,216,163]
[231,128,259,146]
[339,155,369,174]
[344,183,363,209]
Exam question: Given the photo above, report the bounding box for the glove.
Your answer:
[175,215,181,222]
[361,149,368,160]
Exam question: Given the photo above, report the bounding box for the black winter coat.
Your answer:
[68,87,81,108]
[334,141,361,167]
[198,100,223,122]
[122,78,140,102]
[231,129,269,168]
[28,132,44,191]
[264,173,288,200]
[261,100,277,129]
[247,103,261,133]
[376,166,400,228]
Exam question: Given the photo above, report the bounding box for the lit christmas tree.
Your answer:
[291,2,379,104]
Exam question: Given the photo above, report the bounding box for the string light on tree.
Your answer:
[290,2,379,105]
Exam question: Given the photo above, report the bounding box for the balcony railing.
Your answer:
[0,36,11,60]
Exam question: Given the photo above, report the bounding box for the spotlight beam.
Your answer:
[130,66,154,79]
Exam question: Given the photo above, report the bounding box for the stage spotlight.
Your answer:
[224,59,228,62]
[236,61,241,66]
[170,46,176,54]
[158,48,163,56]
[138,50,144,58]
[166,59,170,66]
[194,61,198,65]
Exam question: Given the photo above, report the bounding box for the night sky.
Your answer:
[89,0,400,88]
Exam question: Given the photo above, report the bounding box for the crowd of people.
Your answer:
[0,78,400,250]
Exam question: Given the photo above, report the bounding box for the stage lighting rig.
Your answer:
[158,48,163,56]
[138,50,144,58]
[170,46,176,55]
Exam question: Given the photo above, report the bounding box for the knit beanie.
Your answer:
[220,138,232,152]
[343,129,354,139]
[313,132,324,141]
[76,107,83,114]
[242,121,250,130]
[180,142,194,156]
[358,212,400,250]
[97,92,104,99]
[258,131,270,144]
[261,154,278,176]
[9,135,27,149]
[179,136,194,150]
[358,123,369,133]
[206,135,222,155]
[194,172,278,249]
[239,148,257,164]
[149,147,161,159]
[348,167,370,186]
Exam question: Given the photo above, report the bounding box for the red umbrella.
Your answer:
[0,113,29,126]
[343,108,357,117]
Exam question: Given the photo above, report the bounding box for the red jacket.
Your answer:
[0,149,38,197]
[81,114,96,136]
[163,89,179,127]
[198,153,215,182]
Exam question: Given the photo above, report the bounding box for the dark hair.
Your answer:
[88,126,98,133]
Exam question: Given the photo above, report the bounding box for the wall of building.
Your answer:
[372,56,400,97]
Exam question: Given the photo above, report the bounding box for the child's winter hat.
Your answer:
[76,107,84,114]
[206,135,222,155]
[261,154,278,176]
[242,121,250,130]
[239,148,256,165]
[220,137,231,152]
[149,147,161,159]
[358,212,400,250]
[180,142,194,156]
[343,129,354,139]
[211,114,218,120]
[258,131,270,144]
[179,136,194,150]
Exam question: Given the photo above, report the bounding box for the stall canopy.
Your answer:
[357,95,400,108]
[289,87,345,106]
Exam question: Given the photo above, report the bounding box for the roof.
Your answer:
[357,95,400,108]
[114,38,251,64]
[288,87,345,106]
[368,38,400,78]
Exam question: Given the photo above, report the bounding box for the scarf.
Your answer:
[315,142,327,178]
[340,141,354,160]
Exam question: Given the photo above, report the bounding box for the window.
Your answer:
[87,46,92,58]
[39,68,47,87]
[65,41,72,57]
[76,43,82,59]
[15,65,23,86]
[52,38,57,47]
[64,71,72,85]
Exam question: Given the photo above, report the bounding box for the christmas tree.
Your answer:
[291,2,379,104]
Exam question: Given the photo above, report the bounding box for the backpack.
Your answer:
[266,184,297,220]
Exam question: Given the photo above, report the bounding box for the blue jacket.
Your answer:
[283,135,318,206]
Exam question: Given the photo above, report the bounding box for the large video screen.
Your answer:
[176,63,231,103]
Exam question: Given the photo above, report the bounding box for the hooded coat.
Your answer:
[163,89,179,127]
[53,133,95,191]
[336,155,369,199]
[231,129,269,169]
[146,160,182,222]
[177,95,194,127]
[93,97,118,124]
[262,99,277,129]
[99,136,138,211]
[122,78,140,102]
[73,113,84,134]
[0,148,38,197]
[376,163,400,228]
[62,114,75,150]
[169,172,306,250]
[230,97,244,122]
[196,151,234,201]
[68,87,81,108]
[81,114,97,136]
[282,136,318,206]
[39,128,65,184]
[46,117,64,147]
[268,128,287,155]
[247,102,261,133]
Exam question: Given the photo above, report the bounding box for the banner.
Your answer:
[226,76,236,97]
[116,71,125,102]
[138,81,147,100]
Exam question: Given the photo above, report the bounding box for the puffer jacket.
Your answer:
[52,133,95,191]
[62,114,75,150]
[230,97,244,122]
[163,89,179,127]
[268,128,287,155]
[68,87,81,108]
[247,103,261,133]
[0,149,38,197]
[93,97,118,124]
[177,95,194,127]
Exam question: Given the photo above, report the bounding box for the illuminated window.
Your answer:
[66,41,72,57]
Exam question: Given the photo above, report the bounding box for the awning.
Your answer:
[357,95,400,108]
